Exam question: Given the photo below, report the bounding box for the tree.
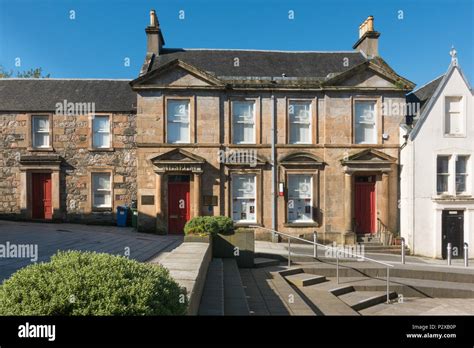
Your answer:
[0,65,50,78]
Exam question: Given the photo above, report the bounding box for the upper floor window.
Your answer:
[32,115,50,148]
[456,155,469,194]
[92,115,111,148]
[289,101,312,144]
[445,96,463,135]
[92,173,112,208]
[355,101,377,144]
[232,101,255,144]
[287,174,313,223]
[437,156,450,194]
[167,99,190,143]
[231,174,256,223]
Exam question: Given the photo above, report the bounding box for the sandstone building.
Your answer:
[0,12,415,244]
[0,80,136,224]
[131,12,414,243]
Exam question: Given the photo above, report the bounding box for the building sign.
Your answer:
[154,164,202,172]
[203,195,218,206]
[141,195,155,205]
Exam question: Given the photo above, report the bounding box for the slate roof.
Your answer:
[406,75,444,113]
[0,79,136,112]
[150,49,367,80]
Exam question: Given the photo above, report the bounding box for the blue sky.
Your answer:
[0,0,472,88]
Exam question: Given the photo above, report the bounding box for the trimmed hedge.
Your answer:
[184,216,234,236]
[0,251,188,316]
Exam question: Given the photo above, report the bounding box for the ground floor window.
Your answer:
[92,173,112,208]
[231,174,256,223]
[287,174,313,222]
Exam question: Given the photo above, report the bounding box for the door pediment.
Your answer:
[150,148,206,173]
[341,149,396,173]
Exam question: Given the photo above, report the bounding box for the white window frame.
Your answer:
[92,173,112,209]
[455,155,469,195]
[92,115,111,149]
[289,100,312,144]
[287,174,314,223]
[166,99,190,144]
[32,115,51,148]
[436,155,451,195]
[231,174,257,223]
[232,100,256,144]
[354,100,377,144]
[444,96,464,136]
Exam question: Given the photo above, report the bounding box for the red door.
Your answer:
[32,173,52,220]
[354,176,376,234]
[168,181,190,234]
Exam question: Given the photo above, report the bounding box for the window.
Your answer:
[289,101,312,144]
[287,175,313,222]
[456,156,469,194]
[92,173,112,208]
[92,115,111,148]
[32,115,50,148]
[355,101,377,144]
[437,156,450,194]
[167,99,190,143]
[445,97,463,135]
[231,174,256,223]
[232,101,255,144]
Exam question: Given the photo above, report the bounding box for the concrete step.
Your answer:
[285,273,327,287]
[338,290,398,311]
[198,258,224,316]
[296,286,359,316]
[222,259,250,315]
[254,257,280,268]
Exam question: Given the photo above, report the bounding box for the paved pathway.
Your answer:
[0,220,182,282]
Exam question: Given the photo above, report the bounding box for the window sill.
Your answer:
[27,147,54,152]
[234,222,260,228]
[92,207,113,213]
[444,134,466,138]
[284,222,319,228]
[88,148,115,152]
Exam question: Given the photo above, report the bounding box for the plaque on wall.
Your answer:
[203,195,218,206]
[141,195,155,205]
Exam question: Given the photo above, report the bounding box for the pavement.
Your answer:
[255,241,474,269]
[0,220,182,282]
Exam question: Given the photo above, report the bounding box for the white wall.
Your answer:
[401,66,474,258]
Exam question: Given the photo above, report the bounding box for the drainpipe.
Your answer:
[271,92,278,242]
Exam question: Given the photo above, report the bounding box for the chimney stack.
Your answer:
[353,15,380,58]
[145,9,165,56]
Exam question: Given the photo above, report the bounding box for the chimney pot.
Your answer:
[353,15,380,57]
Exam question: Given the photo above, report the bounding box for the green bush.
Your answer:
[213,216,234,235]
[184,216,219,236]
[0,251,188,316]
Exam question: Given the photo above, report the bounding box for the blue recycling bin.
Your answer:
[116,206,128,227]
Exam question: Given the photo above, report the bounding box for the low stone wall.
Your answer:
[154,242,212,315]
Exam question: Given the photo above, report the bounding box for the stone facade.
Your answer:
[0,112,136,224]
[133,86,405,243]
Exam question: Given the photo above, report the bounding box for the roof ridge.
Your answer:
[165,48,362,54]
[0,78,132,81]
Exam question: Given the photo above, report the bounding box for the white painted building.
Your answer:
[400,50,474,259]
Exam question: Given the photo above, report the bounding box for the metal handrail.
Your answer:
[251,225,394,303]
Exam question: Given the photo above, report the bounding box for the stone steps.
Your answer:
[285,273,327,287]
[254,257,280,268]
[338,290,398,311]
[198,258,224,316]
[222,259,250,315]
